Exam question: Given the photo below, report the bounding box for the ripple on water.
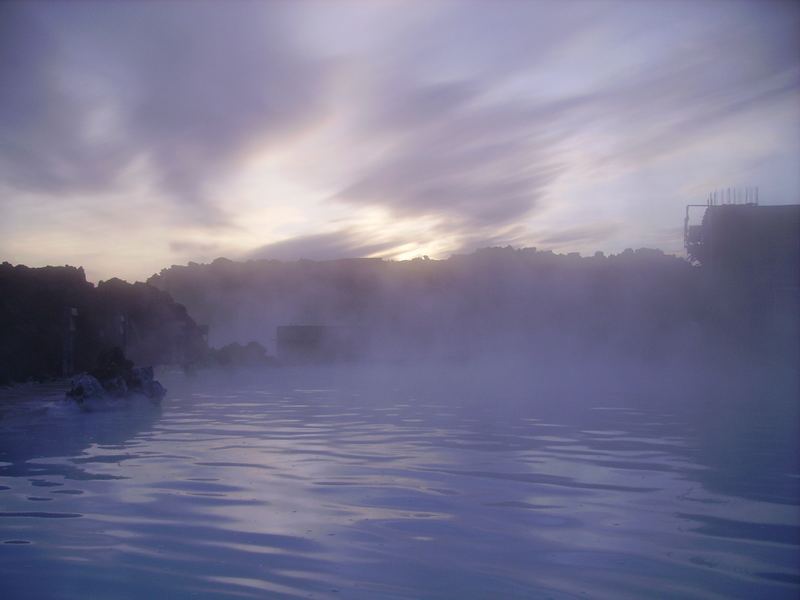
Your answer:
[0,512,83,519]
[0,371,797,600]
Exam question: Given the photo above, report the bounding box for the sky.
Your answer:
[1,0,799,282]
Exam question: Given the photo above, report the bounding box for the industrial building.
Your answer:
[685,199,799,286]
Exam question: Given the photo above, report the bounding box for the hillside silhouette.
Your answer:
[147,246,798,366]
[0,263,207,384]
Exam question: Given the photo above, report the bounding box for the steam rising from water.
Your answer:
[0,365,797,598]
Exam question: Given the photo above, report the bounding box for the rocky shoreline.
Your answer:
[66,347,165,403]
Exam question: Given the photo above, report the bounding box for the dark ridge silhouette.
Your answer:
[0,262,207,385]
[3,205,797,383]
[147,243,798,367]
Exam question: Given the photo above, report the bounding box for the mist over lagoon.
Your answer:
[1,361,798,599]
[1,237,797,599]
[1,1,799,599]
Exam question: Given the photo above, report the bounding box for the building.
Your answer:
[685,203,800,285]
[276,325,361,364]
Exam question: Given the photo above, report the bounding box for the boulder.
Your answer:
[146,380,166,400]
[66,373,105,402]
[66,348,166,402]
[102,375,128,397]
[129,366,166,399]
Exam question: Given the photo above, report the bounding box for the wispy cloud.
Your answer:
[0,0,798,278]
[247,230,403,262]
[0,2,328,226]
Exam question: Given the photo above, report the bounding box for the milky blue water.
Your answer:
[1,365,798,599]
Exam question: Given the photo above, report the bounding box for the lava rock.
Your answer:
[129,366,166,399]
[102,375,128,398]
[66,347,166,402]
[66,373,105,402]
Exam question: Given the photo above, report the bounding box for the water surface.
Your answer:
[1,365,798,599]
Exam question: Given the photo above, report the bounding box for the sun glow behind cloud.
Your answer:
[0,0,798,281]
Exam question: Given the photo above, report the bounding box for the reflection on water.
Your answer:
[0,366,798,599]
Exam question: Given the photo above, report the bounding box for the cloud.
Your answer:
[324,0,799,244]
[535,223,622,247]
[247,231,403,262]
[169,240,221,255]
[0,2,328,225]
[1,0,798,272]
[0,4,130,194]
[336,86,565,228]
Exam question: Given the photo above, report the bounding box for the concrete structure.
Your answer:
[276,325,362,364]
[685,203,800,286]
[685,202,800,349]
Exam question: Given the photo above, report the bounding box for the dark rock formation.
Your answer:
[0,263,208,385]
[129,366,166,399]
[67,347,166,402]
[65,373,105,402]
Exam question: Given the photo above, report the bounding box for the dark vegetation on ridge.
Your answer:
[0,263,207,385]
[0,262,277,385]
[2,234,797,384]
[147,246,798,366]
